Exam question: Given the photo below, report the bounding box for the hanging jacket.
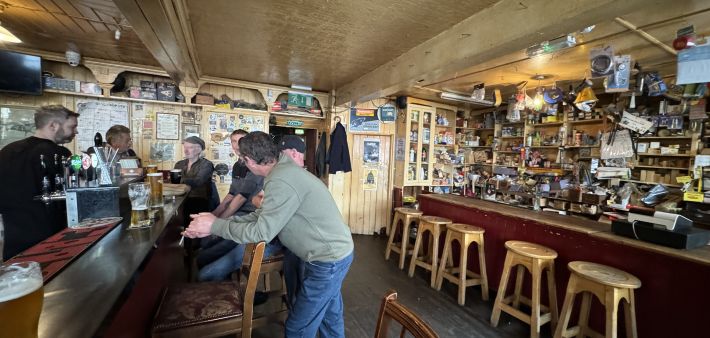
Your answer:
[315,131,327,177]
[328,122,351,173]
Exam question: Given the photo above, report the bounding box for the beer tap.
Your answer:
[34,154,67,205]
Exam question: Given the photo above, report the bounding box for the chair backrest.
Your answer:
[374,290,439,338]
[236,241,266,338]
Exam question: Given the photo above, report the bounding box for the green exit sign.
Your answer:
[288,93,313,108]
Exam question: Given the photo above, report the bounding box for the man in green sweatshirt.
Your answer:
[184,131,354,338]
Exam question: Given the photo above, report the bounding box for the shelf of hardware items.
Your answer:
[454,162,492,166]
[637,136,692,140]
[564,145,601,148]
[458,145,493,149]
[435,124,454,129]
[633,165,690,170]
[433,143,455,147]
[494,164,520,168]
[527,145,562,149]
[529,122,564,127]
[44,89,205,108]
[497,150,521,154]
[637,153,693,157]
[500,121,525,126]
[619,179,682,188]
[499,136,524,139]
[456,127,494,131]
[568,119,605,125]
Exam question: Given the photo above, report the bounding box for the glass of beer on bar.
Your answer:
[128,182,151,228]
[0,261,44,338]
[147,173,164,208]
[169,169,182,184]
[145,164,158,174]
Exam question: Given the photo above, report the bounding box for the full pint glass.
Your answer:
[169,169,182,184]
[147,173,164,207]
[0,261,44,338]
[128,182,151,228]
[145,164,158,174]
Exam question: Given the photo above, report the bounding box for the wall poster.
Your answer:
[75,99,129,152]
[156,113,180,140]
[363,168,378,190]
[182,124,200,138]
[395,138,405,161]
[349,108,379,132]
[363,139,380,164]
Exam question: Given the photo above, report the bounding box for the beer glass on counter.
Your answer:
[145,164,158,174]
[128,182,151,228]
[169,169,182,184]
[0,261,44,338]
[147,173,164,208]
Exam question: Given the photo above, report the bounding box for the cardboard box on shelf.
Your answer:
[139,90,157,100]
[140,80,155,89]
[156,82,176,102]
[80,82,102,95]
[192,93,214,105]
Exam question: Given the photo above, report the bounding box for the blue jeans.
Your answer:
[285,251,353,338]
[196,237,238,268]
[198,240,283,281]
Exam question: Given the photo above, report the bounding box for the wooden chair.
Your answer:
[435,223,489,305]
[374,290,439,338]
[554,261,641,338]
[491,241,559,338]
[385,207,423,269]
[151,242,266,338]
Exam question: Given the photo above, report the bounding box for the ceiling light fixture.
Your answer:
[439,92,495,106]
[0,3,21,43]
[526,34,576,57]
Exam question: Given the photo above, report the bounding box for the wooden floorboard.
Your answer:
[252,234,540,337]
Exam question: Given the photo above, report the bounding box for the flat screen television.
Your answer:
[0,50,42,95]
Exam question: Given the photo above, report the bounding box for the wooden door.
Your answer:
[347,134,392,234]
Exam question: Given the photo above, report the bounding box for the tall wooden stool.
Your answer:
[491,241,559,338]
[435,223,489,305]
[554,261,641,338]
[408,216,452,288]
[385,208,423,269]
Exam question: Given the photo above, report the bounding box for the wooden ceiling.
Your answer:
[0,0,158,66]
[186,0,500,92]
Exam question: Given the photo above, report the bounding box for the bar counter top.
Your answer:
[420,194,710,266]
[38,195,186,338]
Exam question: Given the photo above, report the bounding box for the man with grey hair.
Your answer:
[105,124,139,160]
[0,105,79,259]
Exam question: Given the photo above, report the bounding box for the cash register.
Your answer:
[612,207,710,249]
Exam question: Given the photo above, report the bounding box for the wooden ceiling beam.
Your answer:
[112,0,200,87]
[334,0,676,106]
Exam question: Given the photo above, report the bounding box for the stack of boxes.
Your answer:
[128,81,181,102]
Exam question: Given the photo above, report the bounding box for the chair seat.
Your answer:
[395,207,423,216]
[261,253,284,265]
[505,240,558,259]
[448,223,484,234]
[568,261,641,289]
[152,281,242,334]
[420,216,452,225]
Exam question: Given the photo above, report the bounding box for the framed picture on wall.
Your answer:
[156,113,180,140]
[182,123,200,138]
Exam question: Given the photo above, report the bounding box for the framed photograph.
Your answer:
[182,123,200,139]
[636,143,649,153]
[156,113,180,140]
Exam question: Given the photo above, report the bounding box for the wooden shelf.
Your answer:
[45,89,205,108]
[637,153,693,157]
[530,122,564,127]
[458,145,492,149]
[500,136,524,139]
[501,121,524,125]
[433,144,454,147]
[435,124,454,128]
[564,145,600,148]
[495,164,520,168]
[620,179,682,188]
[634,165,690,170]
[497,150,520,154]
[457,127,494,131]
[569,119,604,125]
[637,136,691,140]
[528,145,561,149]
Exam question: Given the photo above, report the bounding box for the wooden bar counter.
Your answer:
[419,194,710,338]
[37,195,186,338]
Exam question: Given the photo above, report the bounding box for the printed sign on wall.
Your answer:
[349,108,379,132]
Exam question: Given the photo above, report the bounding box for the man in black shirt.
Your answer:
[0,105,79,259]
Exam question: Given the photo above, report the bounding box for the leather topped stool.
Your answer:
[435,223,489,305]
[385,208,424,270]
[491,241,559,338]
[554,261,641,338]
[408,216,452,288]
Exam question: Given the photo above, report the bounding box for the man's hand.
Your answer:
[182,212,217,238]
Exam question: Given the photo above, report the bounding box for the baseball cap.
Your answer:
[279,135,305,153]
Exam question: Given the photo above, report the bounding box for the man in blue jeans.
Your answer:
[184,132,354,337]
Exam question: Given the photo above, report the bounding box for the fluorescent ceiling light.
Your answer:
[0,23,20,43]
[290,84,312,91]
[440,92,494,106]
[526,34,576,57]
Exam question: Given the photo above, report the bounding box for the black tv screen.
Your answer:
[0,50,42,95]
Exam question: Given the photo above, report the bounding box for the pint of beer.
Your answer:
[0,261,44,338]
[128,182,151,228]
[147,173,164,208]
[169,169,183,184]
[145,164,158,174]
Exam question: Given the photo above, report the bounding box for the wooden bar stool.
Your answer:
[491,241,559,338]
[385,207,423,270]
[435,223,489,305]
[408,216,452,288]
[554,261,641,338]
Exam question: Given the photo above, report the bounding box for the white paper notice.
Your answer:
[75,99,129,152]
[619,112,653,134]
[156,113,180,140]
